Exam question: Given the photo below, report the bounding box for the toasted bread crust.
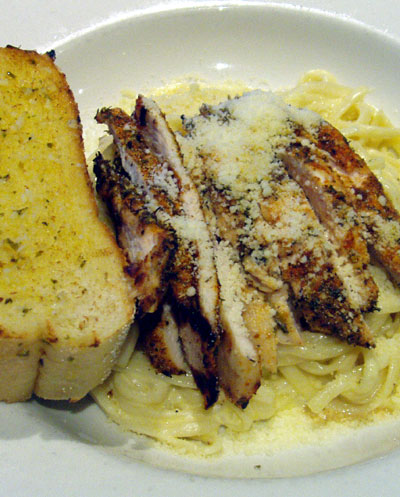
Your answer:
[0,46,134,401]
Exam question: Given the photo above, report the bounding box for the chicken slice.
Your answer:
[139,301,187,376]
[133,96,219,331]
[96,105,221,407]
[133,96,223,406]
[181,91,373,348]
[314,121,400,284]
[268,285,303,346]
[93,153,174,315]
[258,164,373,347]
[242,288,279,373]
[213,241,262,407]
[281,133,378,312]
[201,177,302,354]
[205,181,283,292]
[178,320,219,406]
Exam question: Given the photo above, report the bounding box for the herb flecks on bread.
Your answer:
[0,46,135,402]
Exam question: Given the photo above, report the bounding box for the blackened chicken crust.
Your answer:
[184,97,374,349]
[134,97,222,408]
[282,130,379,313]
[96,105,221,408]
[139,301,187,376]
[315,121,400,285]
[93,153,175,316]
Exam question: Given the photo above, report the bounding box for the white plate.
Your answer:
[1,1,400,495]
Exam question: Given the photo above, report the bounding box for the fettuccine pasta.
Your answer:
[92,71,400,457]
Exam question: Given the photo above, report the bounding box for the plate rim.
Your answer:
[2,2,400,496]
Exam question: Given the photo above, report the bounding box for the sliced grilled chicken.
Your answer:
[182,91,373,348]
[258,164,373,347]
[133,96,223,406]
[133,96,220,326]
[186,180,263,405]
[281,133,378,312]
[139,301,187,375]
[314,121,400,284]
[96,105,221,407]
[268,285,303,346]
[199,178,299,365]
[93,153,174,315]
[205,181,283,293]
[94,90,393,408]
[178,320,219,406]
[204,181,302,351]
[213,241,262,407]
[242,288,279,373]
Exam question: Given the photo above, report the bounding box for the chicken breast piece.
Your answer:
[179,122,275,405]
[97,104,221,407]
[259,162,373,347]
[181,91,373,347]
[139,301,187,376]
[213,240,262,407]
[93,153,174,315]
[281,133,378,312]
[203,179,302,349]
[314,121,400,284]
[242,288,279,373]
[133,96,220,327]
